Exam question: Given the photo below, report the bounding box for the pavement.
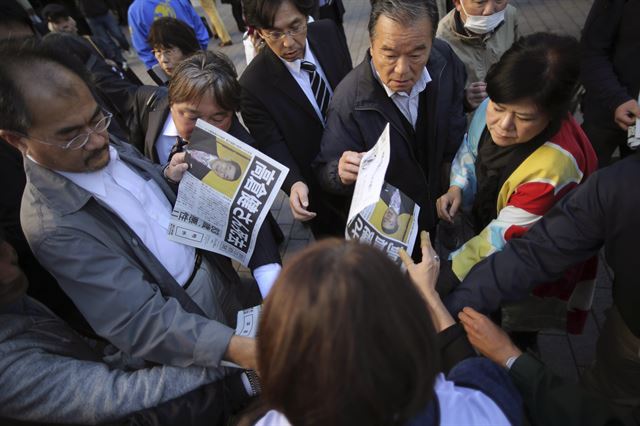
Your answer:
[127,0,605,384]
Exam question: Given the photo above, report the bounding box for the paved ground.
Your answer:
[128,0,606,384]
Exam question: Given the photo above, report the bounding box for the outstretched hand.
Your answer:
[458,307,522,367]
[399,230,440,299]
[399,232,454,332]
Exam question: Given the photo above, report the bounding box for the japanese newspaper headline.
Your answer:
[346,124,420,265]
[168,120,289,265]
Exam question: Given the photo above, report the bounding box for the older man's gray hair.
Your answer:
[168,50,241,112]
[368,0,438,39]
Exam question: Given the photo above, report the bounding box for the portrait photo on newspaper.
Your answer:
[347,182,420,266]
[168,120,288,265]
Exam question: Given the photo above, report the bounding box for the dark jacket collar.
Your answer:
[351,46,448,142]
[145,92,171,163]
[261,21,335,123]
[353,46,448,109]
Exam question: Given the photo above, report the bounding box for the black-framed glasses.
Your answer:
[261,21,307,41]
[23,111,112,150]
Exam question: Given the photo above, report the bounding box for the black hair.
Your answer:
[243,0,314,29]
[40,3,70,23]
[0,37,92,133]
[368,0,438,39]
[486,32,580,134]
[148,17,201,56]
[42,32,95,63]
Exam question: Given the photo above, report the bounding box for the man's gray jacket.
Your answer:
[20,137,238,368]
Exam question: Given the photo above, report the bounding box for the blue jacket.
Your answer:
[128,0,210,68]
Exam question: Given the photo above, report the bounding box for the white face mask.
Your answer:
[460,2,506,34]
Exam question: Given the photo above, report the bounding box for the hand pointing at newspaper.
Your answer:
[399,231,440,300]
[338,151,365,185]
[398,231,453,332]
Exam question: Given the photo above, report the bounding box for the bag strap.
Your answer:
[82,35,106,61]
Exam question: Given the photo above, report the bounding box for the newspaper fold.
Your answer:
[220,305,262,369]
[346,124,420,265]
[168,119,288,265]
[627,92,640,150]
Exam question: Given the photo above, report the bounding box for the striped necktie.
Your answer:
[300,61,331,122]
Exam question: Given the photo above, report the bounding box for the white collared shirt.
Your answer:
[372,62,432,129]
[58,147,196,285]
[279,41,333,123]
[155,112,180,164]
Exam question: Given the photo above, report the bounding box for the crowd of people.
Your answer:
[0,0,639,424]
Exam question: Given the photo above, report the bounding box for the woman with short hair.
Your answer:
[148,17,201,79]
[436,33,598,335]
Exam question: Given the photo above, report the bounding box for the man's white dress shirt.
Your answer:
[372,63,432,129]
[155,112,180,165]
[58,146,196,285]
[280,41,333,123]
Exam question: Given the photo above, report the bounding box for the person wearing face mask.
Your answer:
[436,0,519,111]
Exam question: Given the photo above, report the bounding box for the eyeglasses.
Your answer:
[261,22,306,41]
[152,46,182,57]
[24,111,112,150]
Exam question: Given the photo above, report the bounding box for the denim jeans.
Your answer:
[86,12,130,51]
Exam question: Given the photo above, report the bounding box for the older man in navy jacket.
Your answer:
[313,0,466,236]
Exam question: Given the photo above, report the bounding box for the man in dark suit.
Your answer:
[240,0,352,238]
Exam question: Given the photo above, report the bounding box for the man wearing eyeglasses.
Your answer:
[0,40,259,377]
[239,0,352,238]
[129,51,283,297]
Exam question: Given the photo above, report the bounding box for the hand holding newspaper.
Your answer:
[345,123,420,265]
[167,120,288,265]
[221,305,262,368]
